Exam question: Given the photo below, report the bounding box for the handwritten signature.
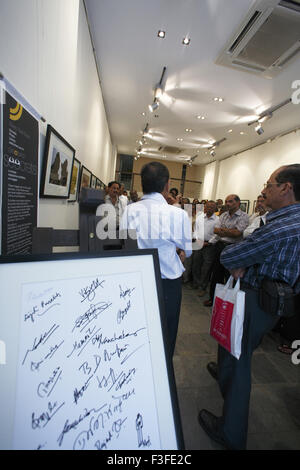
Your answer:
[79,278,105,303]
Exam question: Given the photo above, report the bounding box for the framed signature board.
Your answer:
[0,251,183,450]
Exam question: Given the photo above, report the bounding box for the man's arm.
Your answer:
[214,227,242,238]
[220,227,275,270]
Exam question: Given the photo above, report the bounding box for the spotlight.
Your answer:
[154,86,163,100]
[158,30,166,38]
[182,37,191,45]
[148,100,159,113]
[210,149,216,157]
[255,123,264,135]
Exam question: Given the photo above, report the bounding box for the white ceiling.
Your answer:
[84,0,300,166]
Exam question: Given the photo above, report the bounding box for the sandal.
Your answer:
[277,344,296,355]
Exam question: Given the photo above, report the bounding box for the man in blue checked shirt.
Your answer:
[198,164,300,450]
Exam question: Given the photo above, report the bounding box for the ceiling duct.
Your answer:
[216,0,300,78]
[158,145,182,155]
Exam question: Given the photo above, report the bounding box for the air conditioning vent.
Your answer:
[216,0,300,78]
[158,146,182,155]
[229,11,262,53]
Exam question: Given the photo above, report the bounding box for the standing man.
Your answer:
[120,162,192,357]
[119,183,128,212]
[243,194,268,238]
[204,194,249,306]
[192,201,219,295]
[198,164,300,450]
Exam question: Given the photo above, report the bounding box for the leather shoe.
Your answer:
[207,361,218,381]
[198,409,230,449]
[203,299,213,307]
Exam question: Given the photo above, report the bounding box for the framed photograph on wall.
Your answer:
[40,125,75,198]
[95,178,102,190]
[253,200,258,214]
[240,200,250,213]
[79,165,92,192]
[68,158,81,202]
[91,174,97,189]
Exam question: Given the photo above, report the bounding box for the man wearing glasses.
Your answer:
[198,164,300,450]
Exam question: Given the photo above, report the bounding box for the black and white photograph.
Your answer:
[40,125,75,198]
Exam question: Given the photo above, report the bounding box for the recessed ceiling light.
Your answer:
[182,37,191,45]
[177,138,183,142]
[158,30,165,38]
[141,112,146,116]
[228,129,233,133]
[197,115,205,120]
[240,131,245,135]
[214,97,224,102]
[185,128,193,132]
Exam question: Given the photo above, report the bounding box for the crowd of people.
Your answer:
[100,162,300,450]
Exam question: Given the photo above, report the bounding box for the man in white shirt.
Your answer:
[243,195,268,238]
[101,180,122,230]
[120,162,192,357]
[204,194,249,306]
[119,184,128,212]
[193,201,219,295]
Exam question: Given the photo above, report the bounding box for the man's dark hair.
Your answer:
[108,180,120,188]
[141,162,169,194]
[275,164,300,201]
[170,187,178,197]
[233,195,240,203]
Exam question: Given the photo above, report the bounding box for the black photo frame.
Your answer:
[68,158,81,202]
[40,125,75,199]
[240,200,250,213]
[91,174,97,189]
[79,165,92,192]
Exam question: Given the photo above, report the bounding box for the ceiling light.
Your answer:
[248,98,291,128]
[182,37,191,45]
[149,67,166,113]
[214,97,224,102]
[185,128,192,132]
[158,30,165,38]
[258,113,272,124]
[255,123,264,135]
[197,115,205,120]
[210,150,216,157]
[154,86,163,100]
[240,131,245,135]
[141,112,146,116]
[148,100,159,112]
[177,138,183,142]
[228,129,233,133]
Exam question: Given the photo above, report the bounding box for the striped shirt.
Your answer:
[220,203,300,292]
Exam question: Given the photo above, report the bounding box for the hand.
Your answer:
[230,268,246,280]
[177,249,186,264]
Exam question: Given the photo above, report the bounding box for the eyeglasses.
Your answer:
[262,182,281,189]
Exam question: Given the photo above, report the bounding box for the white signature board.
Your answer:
[0,251,182,450]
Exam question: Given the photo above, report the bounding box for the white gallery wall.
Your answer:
[201,130,300,210]
[0,0,116,231]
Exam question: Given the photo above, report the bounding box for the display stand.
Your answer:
[32,188,137,254]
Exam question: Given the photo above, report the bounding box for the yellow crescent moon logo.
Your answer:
[9,102,23,121]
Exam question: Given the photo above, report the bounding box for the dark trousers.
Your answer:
[217,286,279,449]
[209,241,230,301]
[193,244,217,290]
[161,277,182,358]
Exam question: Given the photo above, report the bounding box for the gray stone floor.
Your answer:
[173,285,300,450]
